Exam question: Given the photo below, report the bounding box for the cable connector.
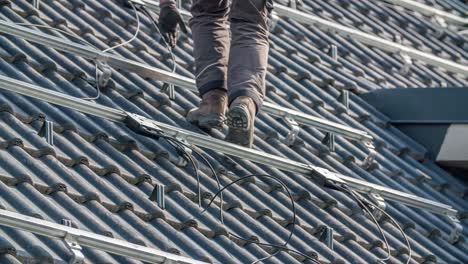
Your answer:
[126,113,164,138]
[309,166,345,189]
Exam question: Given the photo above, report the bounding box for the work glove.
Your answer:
[159,1,187,48]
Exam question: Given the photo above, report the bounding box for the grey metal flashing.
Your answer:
[362,88,468,123]
[0,74,458,218]
[134,0,468,76]
[379,0,468,25]
[0,20,373,143]
[0,209,208,264]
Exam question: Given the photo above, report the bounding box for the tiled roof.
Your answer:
[0,0,467,263]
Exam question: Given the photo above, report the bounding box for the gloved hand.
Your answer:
[159,1,187,48]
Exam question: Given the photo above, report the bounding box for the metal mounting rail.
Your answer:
[0,74,457,218]
[273,5,468,76]
[133,0,468,76]
[0,209,208,264]
[0,20,373,143]
[380,0,468,25]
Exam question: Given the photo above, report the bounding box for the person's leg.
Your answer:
[187,0,230,129]
[225,0,273,147]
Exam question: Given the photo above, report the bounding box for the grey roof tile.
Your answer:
[0,0,466,263]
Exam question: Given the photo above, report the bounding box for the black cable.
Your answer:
[372,206,412,264]
[201,174,321,264]
[334,184,392,262]
[190,146,225,223]
[160,135,202,207]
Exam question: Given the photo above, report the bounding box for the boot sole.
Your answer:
[226,105,253,147]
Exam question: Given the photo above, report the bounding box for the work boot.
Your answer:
[225,96,256,148]
[187,89,227,129]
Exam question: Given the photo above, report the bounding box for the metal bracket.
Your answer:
[161,83,176,100]
[288,0,302,9]
[361,141,377,170]
[61,219,84,264]
[447,215,463,243]
[322,132,336,152]
[368,192,386,220]
[433,16,447,38]
[149,184,166,210]
[330,44,338,61]
[319,227,334,249]
[96,61,112,88]
[33,0,40,9]
[399,51,413,75]
[338,90,349,113]
[38,120,54,145]
[284,116,300,146]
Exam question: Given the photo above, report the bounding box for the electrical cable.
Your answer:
[160,135,202,206]
[335,183,412,263]
[82,0,141,101]
[201,174,321,264]
[141,6,178,96]
[333,184,392,262]
[190,146,225,223]
[102,1,141,53]
[372,206,412,264]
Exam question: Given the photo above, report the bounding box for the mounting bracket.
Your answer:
[330,44,338,61]
[447,215,463,243]
[398,51,413,75]
[150,184,166,210]
[360,141,377,170]
[161,83,176,100]
[319,227,334,249]
[338,90,349,113]
[288,0,302,9]
[33,0,40,9]
[96,61,112,88]
[284,116,301,146]
[38,120,54,145]
[433,16,447,38]
[368,192,386,220]
[61,219,84,264]
[322,132,336,152]
[94,53,112,88]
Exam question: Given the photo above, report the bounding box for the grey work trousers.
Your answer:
[190,0,273,112]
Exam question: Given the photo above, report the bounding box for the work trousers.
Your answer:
[190,0,273,112]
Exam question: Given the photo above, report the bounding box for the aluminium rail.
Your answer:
[0,20,373,143]
[0,74,458,218]
[380,0,468,25]
[0,209,208,264]
[133,0,468,76]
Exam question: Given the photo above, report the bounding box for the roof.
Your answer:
[0,0,467,263]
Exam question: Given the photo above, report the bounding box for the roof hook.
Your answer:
[61,219,85,264]
[32,0,40,9]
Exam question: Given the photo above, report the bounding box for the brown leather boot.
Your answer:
[225,96,256,148]
[187,89,227,129]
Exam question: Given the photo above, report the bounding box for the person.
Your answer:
[159,0,273,148]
